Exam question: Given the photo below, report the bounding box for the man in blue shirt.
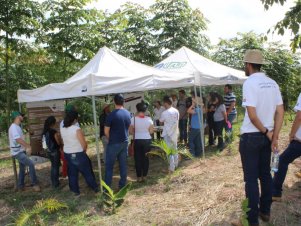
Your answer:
[104,94,131,189]
[187,97,203,157]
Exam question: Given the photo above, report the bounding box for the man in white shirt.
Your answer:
[160,96,179,172]
[9,111,40,191]
[272,93,301,201]
[232,50,284,226]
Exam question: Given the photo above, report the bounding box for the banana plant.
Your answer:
[101,180,132,214]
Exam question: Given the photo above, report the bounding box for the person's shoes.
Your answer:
[18,187,25,192]
[259,212,270,222]
[73,192,81,198]
[295,170,301,178]
[32,185,41,192]
[272,196,282,202]
[231,220,259,226]
[137,177,142,182]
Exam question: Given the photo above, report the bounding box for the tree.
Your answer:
[151,0,210,58]
[212,32,301,109]
[38,0,106,82]
[0,0,43,126]
[261,0,301,52]
[110,3,161,65]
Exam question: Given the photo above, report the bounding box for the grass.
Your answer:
[0,115,300,225]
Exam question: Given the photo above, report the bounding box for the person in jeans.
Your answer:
[8,111,40,192]
[160,96,179,172]
[187,97,203,157]
[104,94,131,189]
[177,90,188,145]
[213,94,227,150]
[232,50,284,226]
[129,102,154,182]
[60,110,99,196]
[206,92,216,146]
[99,103,111,163]
[272,93,301,201]
[224,84,237,142]
[42,116,63,188]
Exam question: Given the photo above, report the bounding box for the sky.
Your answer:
[89,0,295,47]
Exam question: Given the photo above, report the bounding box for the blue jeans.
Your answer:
[134,139,151,177]
[64,152,98,194]
[14,152,38,188]
[239,133,272,225]
[105,142,128,188]
[179,119,188,142]
[273,140,301,197]
[189,128,202,157]
[48,151,61,188]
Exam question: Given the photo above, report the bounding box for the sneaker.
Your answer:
[272,196,282,202]
[32,185,41,192]
[259,212,270,222]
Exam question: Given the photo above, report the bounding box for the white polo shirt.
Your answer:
[241,72,283,134]
[8,123,25,156]
[293,93,301,140]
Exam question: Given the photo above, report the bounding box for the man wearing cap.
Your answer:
[232,50,284,226]
[9,111,40,191]
[272,93,301,201]
[104,94,131,189]
[99,103,111,163]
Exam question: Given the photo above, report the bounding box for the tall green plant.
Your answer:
[15,198,68,226]
[241,198,251,226]
[100,180,132,214]
[148,140,193,163]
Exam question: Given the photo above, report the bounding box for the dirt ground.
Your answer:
[0,124,300,226]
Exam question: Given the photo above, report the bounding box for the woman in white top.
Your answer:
[60,111,99,196]
[130,102,154,182]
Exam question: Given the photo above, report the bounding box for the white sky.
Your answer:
[89,0,295,46]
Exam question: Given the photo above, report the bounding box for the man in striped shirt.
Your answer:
[224,84,237,140]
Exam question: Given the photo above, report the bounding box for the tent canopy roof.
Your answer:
[18,47,196,103]
[155,46,246,85]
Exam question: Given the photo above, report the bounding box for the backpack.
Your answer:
[43,131,58,152]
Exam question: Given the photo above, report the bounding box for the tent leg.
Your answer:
[198,86,205,159]
[92,96,103,193]
[193,86,205,159]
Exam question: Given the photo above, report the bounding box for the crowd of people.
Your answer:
[8,49,301,225]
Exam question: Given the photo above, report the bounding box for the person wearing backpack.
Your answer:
[42,116,63,188]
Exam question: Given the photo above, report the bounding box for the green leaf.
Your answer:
[115,182,132,200]
[101,180,114,198]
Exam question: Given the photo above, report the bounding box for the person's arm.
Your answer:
[54,132,63,146]
[187,102,196,114]
[290,111,301,141]
[271,104,284,150]
[76,129,87,151]
[104,126,110,139]
[227,101,236,115]
[149,124,154,134]
[15,138,31,149]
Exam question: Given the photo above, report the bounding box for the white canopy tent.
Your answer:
[155,46,246,157]
[17,46,200,191]
[18,46,197,103]
[155,46,246,85]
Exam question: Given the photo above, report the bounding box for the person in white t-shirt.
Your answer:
[153,100,165,139]
[60,110,99,196]
[232,50,284,226]
[8,111,40,192]
[129,102,154,182]
[272,93,301,201]
[160,96,179,172]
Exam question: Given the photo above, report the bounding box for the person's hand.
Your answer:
[26,146,32,155]
[266,130,273,141]
[271,138,278,152]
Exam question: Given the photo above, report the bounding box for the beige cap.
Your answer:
[243,49,266,65]
[102,103,110,110]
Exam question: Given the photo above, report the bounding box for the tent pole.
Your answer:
[193,86,205,159]
[198,85,205,159]
[92,95,103,193]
